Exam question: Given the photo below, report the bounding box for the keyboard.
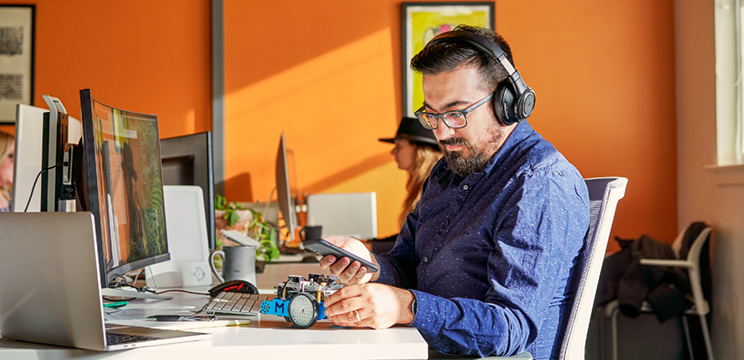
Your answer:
[106,332,157,345]
[205,292,274,315]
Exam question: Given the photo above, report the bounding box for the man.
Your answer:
[320,25,589,359]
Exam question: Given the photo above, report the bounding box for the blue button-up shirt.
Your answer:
[375,121,589,360]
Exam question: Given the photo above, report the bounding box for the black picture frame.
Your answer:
[401,2,494,118]
[0,4,35,124]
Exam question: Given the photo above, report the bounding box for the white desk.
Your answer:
[0,287,428,359]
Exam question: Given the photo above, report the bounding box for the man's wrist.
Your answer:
[407,290,417,325]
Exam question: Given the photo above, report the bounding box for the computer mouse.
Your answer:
[208,280,259,297]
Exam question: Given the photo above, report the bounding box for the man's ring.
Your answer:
[354,310,361,322]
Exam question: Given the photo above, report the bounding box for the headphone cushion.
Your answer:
[494,82,517,126]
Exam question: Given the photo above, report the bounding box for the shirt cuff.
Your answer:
[408,290,443,332]
[373,253,394,284]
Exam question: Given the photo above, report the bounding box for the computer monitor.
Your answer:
[12,103,81,212]
[276,132,298,240]
[40,95,74,212]
[160,131,216,250]
[78,89,170,287]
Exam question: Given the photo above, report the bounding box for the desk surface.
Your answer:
[0,267,428,360]
[0,322,426,360]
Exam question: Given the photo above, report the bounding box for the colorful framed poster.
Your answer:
[401,2,494,118]
[0,5,35,123]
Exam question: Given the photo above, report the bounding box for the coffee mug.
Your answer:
[300,225,323,242]
[209,245,257,285]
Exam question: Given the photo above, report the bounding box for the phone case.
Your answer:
[303,239,379,273]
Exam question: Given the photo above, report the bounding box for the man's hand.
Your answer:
[318,236,380,284]
[323,283,415,329]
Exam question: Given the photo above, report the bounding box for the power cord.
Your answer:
[23,161,67,212]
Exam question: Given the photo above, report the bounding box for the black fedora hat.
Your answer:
[379,117,439,149]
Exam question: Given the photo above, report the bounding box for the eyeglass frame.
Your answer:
[414,93,495,130]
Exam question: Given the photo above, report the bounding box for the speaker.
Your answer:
[427,30,536,126]
[145,185,212,288]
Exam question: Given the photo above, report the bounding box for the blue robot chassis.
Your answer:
[260,274,344,328]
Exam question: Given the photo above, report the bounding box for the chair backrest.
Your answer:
[678,223,710,262]
[683,225,713,314]
[559,177,628,360]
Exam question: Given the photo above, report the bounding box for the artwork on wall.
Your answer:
[401,2,494,118]
[0,5,35,124]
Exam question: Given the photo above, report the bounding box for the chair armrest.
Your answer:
[639,259,694,269]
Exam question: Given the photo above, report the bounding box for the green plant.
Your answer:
[215,194,245,227]
[215,194,279,261]
[245,207,280,262]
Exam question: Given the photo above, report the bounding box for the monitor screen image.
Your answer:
[276,132,298,240]
[79,89,169,285]
[160,131,216,250]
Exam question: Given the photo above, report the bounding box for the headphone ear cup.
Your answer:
[494,82,517,126]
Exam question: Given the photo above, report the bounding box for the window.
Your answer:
[715,0,743,165]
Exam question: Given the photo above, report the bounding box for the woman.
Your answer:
[0,131,15,212]
[368,117,442,253]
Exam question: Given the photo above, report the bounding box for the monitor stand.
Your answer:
[100,287,173,300]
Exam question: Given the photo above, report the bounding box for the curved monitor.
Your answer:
[276,132,298,240]
[79,89,170,286]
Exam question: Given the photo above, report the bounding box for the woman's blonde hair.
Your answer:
[399,143,442,227]
[0,131,14,201]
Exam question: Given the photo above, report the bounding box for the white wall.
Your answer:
[676,0,744,357]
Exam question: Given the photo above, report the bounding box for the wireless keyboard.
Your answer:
[205,292,274,315]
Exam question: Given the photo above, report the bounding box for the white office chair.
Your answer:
[603,224,713,360]
[557,177,628,360]
[431,177,628,360]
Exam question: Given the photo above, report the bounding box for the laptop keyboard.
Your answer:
[205,292,273,315]
[106,332,158,345]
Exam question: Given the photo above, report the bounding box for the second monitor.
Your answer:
[160,132,216,250]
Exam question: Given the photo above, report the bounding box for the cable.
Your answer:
[145,265,160,290]
[155,289,211,296]
[24,161,67,212]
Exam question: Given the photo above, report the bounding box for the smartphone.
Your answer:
[303,239,379,273]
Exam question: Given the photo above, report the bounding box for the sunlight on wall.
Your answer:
[160,109,197,139]
[225,28,407,236]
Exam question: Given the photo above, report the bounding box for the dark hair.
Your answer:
[410,25,513,92]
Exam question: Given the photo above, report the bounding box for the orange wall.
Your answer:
[2,0,677,252]
[224,0,678,249]
[0,0,212,138]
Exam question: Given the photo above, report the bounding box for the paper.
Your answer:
[108,318,250,331]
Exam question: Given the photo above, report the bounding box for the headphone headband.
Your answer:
[425,30,536,125]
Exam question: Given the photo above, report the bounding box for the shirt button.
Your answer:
[463,184,469,190]
[423,256,429,263]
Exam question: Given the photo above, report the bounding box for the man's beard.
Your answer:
[439,126,503,177]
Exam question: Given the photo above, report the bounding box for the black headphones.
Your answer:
[427,31,536,126]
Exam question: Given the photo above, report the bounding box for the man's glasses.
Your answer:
[414,93,494,130]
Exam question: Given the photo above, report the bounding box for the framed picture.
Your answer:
[401,2,494,118]
[0,5,35,124]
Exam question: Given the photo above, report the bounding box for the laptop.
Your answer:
[0,212,211,351]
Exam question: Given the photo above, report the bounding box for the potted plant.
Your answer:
[214,194,280,261]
